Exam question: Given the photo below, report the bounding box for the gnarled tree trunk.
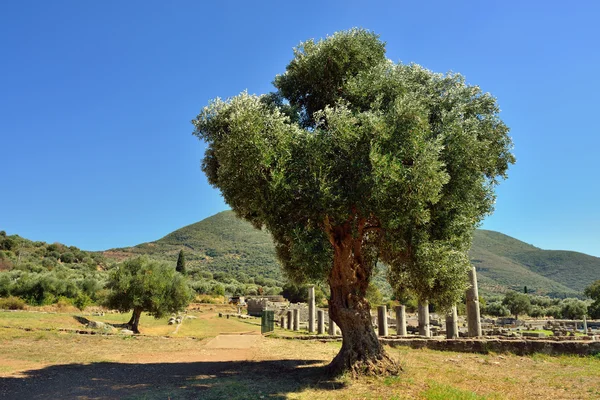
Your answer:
[325,218,401,377]
[128,307,143,334]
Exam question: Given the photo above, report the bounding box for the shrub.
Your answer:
[195,294,221,304]
[74,293,93,311]
[0,296,26,310]
[59,252,75,263]
[55,296,73,310]
[484,302,510,317]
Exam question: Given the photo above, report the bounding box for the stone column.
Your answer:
[445,305,458,339]
[378,305,388,336]
[328,314,337,335]
[286,310,293,330]
[466,266,482,337]
[583,315,588,334]
[395,305,407,336]
[418,300,430,337]
[317,310,325,334]
[293,309,300,331]
[308,285,315,333]
[280,315,285,328]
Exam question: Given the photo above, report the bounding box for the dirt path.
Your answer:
[0,330,267,399]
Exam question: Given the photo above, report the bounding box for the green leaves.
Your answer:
[192,28,514,304]
[105,257,193,318]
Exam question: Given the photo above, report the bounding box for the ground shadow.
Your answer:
[0,359,345,399]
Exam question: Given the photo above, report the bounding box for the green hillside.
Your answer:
[471,230,600,295]
[104,211,283,283]
[105,211,600,297]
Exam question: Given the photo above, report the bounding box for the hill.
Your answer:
[104,211,600,297]
[103,211,284,290]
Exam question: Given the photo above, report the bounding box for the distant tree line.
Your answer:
[482,291,591,320]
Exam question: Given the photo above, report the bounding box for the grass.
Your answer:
[421,382,493,400]
[1,309,600,399]
[521,329,554,335]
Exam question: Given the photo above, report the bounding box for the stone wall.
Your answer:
[381,337,600,356]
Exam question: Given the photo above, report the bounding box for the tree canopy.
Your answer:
[502,291,531,319]
[105,257,193,333]
[176,250,186,275]
[192,28,514,375]
[585,280,600,318]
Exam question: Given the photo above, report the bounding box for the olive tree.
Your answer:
[192,29,513,376]
[105,257,193,333]
[502,291,531,319]
[585,280,600,319]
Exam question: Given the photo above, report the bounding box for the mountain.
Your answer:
[104,211,600,297]
[471,230,599,295]
[103,211,283,282]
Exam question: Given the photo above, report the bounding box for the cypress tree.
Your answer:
[176,250,186,274]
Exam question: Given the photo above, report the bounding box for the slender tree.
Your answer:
[105,257,193,333]
[192,28,514,376]
[176,249,186,274]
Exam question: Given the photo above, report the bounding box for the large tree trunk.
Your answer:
[128,307,142,334]
[325,217,401,377]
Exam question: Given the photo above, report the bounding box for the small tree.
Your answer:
[585,280,600,319]
[502,291,531,319]
[176,250,186,275]
[105,257,193,333]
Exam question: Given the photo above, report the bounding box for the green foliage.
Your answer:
[192,28,514,310]
[280,283,326,305]
[212,283,225,296]
[559,298,587,319]
[74,293,93,311]
[176,250,186,274]
[0,236,15,251]
[59,252,75,263]
[365,282,383,307]
[585,280,600,319]
[502,291,531,319]
[104,257,193,319]
[484,301,510,317]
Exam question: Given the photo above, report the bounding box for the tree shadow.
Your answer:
[0,359,345,399]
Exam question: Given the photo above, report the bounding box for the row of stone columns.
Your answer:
[281,285,331,334]
[282,267,482,339]
[281,308,331,335]
[374,267,482,338]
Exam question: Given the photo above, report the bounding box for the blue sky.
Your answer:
[1,1,599,256]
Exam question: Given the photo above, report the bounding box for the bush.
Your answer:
[528,305,545,318]
[59,252,75,263]
[74,293,93,311]
[55,296,73,310]
[195,294,222,304]
[0,296,26,310]
[211,283,225,296]
[485,302,510,317]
